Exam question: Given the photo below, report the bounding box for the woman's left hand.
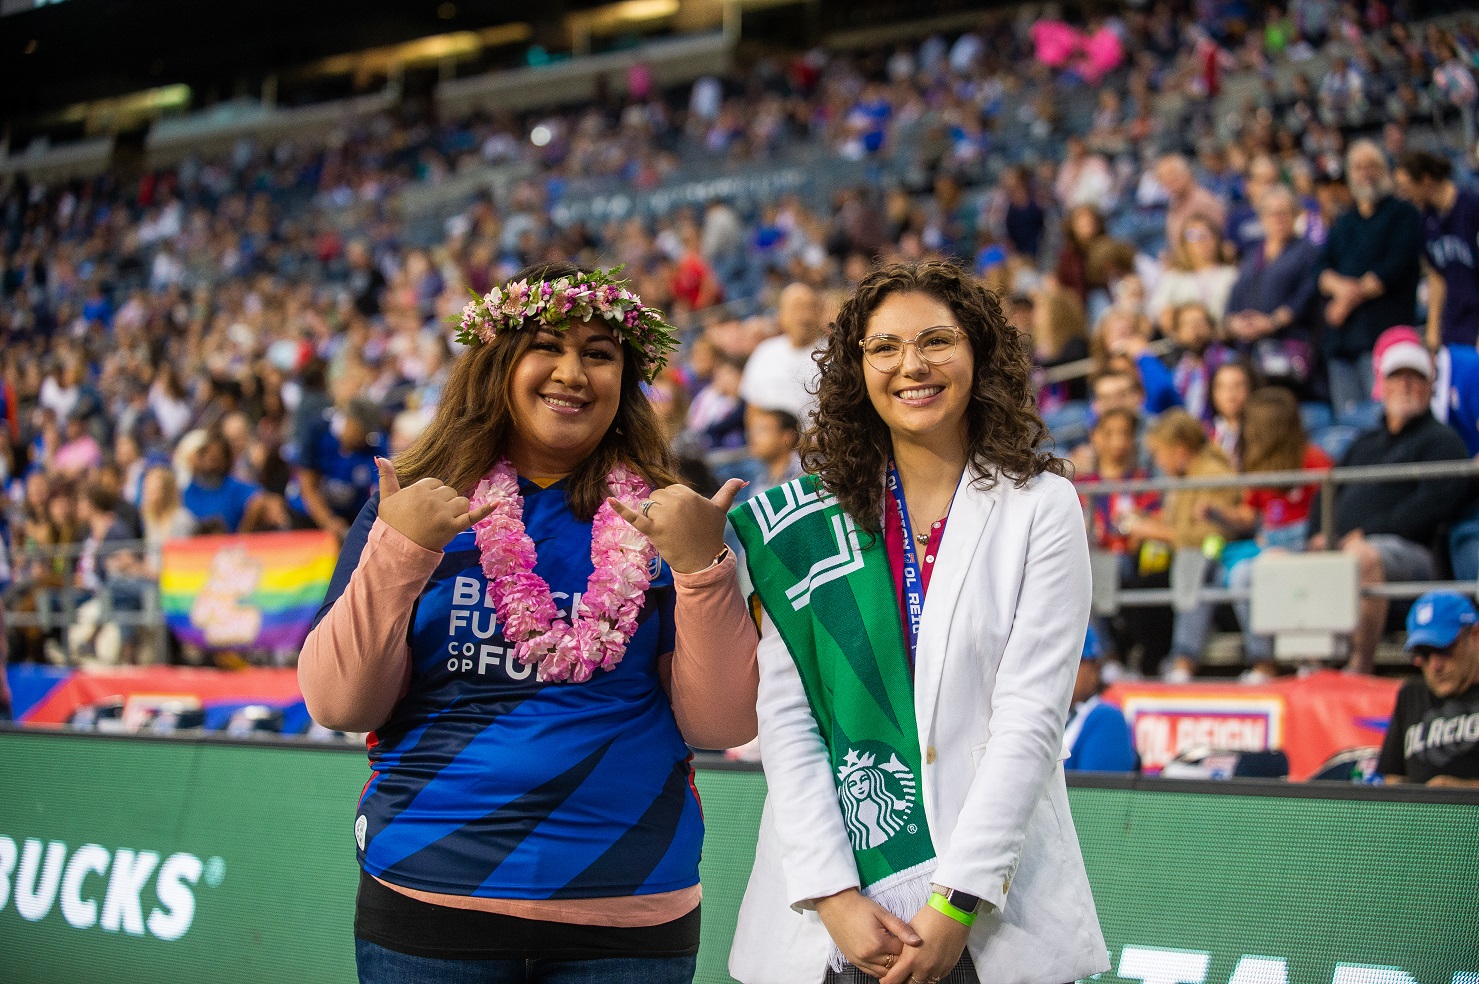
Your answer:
[608,478,746,574]
[879,904,973,984]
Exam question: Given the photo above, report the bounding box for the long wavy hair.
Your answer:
[802,260,1066,534]
[392,263,678,520]
[1240,386,1307,474]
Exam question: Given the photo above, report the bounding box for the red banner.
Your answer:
[1103,670,1401,780]
[22,666,305,729]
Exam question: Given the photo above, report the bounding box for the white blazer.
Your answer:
[729,469,1111,984]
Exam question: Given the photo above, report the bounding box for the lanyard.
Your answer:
[887,462,926,666]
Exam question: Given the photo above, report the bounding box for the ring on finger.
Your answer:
[639,499,655,518]
[883,954,894,969]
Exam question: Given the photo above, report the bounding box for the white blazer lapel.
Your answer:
[913,469,995,738]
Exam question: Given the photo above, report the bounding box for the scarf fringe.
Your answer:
[826,859,938,972]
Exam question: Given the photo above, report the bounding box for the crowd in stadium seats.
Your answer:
[3,0,1479,687]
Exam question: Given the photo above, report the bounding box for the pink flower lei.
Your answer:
[470,460,656,683]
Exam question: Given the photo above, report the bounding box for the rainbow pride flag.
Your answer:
[160,531,337,649]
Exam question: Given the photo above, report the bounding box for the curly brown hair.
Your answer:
[801,260,1066,534]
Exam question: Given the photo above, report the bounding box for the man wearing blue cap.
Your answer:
[1065,627,1138,773]
[1376,592,1479,786]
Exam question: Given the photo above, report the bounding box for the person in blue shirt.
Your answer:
[298,263,758,984]
[284,397,387,537]
[1064,627,1138,773]
[181,431,265,534]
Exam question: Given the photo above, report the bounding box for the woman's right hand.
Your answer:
[814,888,922,979]
[375,458,495,552]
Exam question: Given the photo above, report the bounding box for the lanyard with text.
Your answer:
[887,461,926,667]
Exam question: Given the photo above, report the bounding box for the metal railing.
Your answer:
[1040,338,1175,385]
[4,538,167,666]
[1076,458,1479,616]
[8,461,1478,664]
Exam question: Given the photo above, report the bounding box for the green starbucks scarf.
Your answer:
[730,476,936,907]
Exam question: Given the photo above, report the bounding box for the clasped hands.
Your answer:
[815,888,972,984]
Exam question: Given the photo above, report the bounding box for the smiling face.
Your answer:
[504,322,625,475]
[862,292,974,451]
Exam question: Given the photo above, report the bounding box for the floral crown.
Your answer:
[455,267,678,382]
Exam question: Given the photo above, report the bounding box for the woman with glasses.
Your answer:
[1149,214,1238,335]
[728,261,1108,984]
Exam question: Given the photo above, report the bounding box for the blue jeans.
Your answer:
[356,940,696,984]
[1326,353,1375,425]
[1171,560,1222,662]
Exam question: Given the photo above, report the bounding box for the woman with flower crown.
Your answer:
[298,262,759,984]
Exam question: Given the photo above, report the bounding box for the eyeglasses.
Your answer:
[859,326,962,373]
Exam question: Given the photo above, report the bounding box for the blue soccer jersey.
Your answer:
[316,478,702,901]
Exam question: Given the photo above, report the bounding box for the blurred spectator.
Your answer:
[182,431,265,535]
[686,354,747,452]
[1318,140,1424,420]
[75,484,132,600]
[738,282,825,420]
[1309,340,1471,673]
[1000,165,1047,260]
[1394,150,1479,347]
[1079,407,1171,672]
[1210,359,1257,463]
[345,240,386,319]
[1376,591,1479,786]
[1166,302,1234,422]
[1224,154,1284,258]
[1157,153,1229,255]
[1030,285,1090,411]
[1150,216,1239,332]
[1056,136,1116,211]
[1432,41,1478,155]
[732,406,803,503]
[52,413,103,479]
[1131,409,1242,681]
[139,465,197,547]
[1055,205,1115,308]
[1224,186,1321,391]
[1319,55,1369,128]
[284,397,385,538]
[1064,627,1136,774]
[1215,387,1333,680]
[1093,315,1183,416]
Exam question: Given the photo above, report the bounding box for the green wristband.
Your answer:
[927,892,977,927]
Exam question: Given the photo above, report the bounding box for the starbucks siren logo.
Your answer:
[836,745,916,851]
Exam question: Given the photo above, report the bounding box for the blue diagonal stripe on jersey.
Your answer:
[469,718,694,897]
[361,689,628,876]
[378,739,614,888]
[557,757,696,896]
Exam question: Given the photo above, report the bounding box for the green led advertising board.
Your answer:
[1,733,1475,983]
